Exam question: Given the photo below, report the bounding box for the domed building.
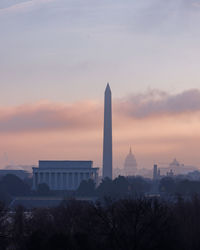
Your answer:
[124,147,137,176]
[160,158,198,176]
[169,158,180,168]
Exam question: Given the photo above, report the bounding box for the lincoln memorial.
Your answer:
[32,160,99,191]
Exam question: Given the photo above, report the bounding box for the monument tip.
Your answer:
[105,83,111,92]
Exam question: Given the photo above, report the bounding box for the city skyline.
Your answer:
[2,2,200,248]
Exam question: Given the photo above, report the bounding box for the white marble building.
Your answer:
[32,161,99,191]
[124,148,137,176]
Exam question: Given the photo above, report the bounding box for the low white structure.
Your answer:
[32,161,99,191]
[160,158,197,176]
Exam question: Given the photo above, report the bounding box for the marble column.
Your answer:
[46,172,49,187]
[38,172,41,184]
[77,172,80,188]
[60,173,63,190]
[41,172,43,183]
[72,173,74,190]
[33,173,36,190]
[68,173,71,190]
[55,172,57,190]
[65,173,67,190]
[44,172,47,185]
[49,172,51,187]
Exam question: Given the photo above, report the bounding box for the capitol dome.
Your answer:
[170,158,180,167]
[124,147,137,176]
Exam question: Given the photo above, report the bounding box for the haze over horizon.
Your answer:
[1,0,200,169]
[1,88,200,169]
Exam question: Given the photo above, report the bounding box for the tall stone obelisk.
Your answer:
[103,83,112,179]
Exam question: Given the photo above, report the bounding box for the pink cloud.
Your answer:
[0,100,102,133]
[1,89,200,168]
[1,89,200,133]
[115,89,200,118]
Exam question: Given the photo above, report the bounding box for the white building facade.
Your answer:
[32,161,99,191]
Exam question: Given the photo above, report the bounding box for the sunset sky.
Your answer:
[1,0,200,169]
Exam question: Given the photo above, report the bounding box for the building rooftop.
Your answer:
[38,160,93,169]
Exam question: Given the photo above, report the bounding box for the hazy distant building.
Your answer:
[4,164,34,172]
[124,148,137,176]
[169,158,180,168]
[113,168,124,179]
[32,161,99,191]
[153,164,161,180]
[183,170,200,181]
[103,84,113,179]
[160,158,197,175]
[0,169,30,180]
[136,168,152,178]
[158,169,161,178]
[153,164,158,180]
[167,169,174,177]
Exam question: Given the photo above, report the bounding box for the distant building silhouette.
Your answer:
[158,169,161,178]
[153,164,158,180]
[153,164,161,180]
[103,83,112,179]
[160,158,197,175]
[167,169,174,177]
[170,158,180,168]
[124,147,137,176]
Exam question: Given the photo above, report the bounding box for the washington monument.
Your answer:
[103,83,113,179]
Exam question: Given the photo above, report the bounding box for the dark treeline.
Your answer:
[0,174,30,205]
[1,197,200,249]
[2,174,200,206]
[0,175,151,206]
[77,176,151,199]
[77,176,200,198]
[159,177,200,195]
[2,175,200,249]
